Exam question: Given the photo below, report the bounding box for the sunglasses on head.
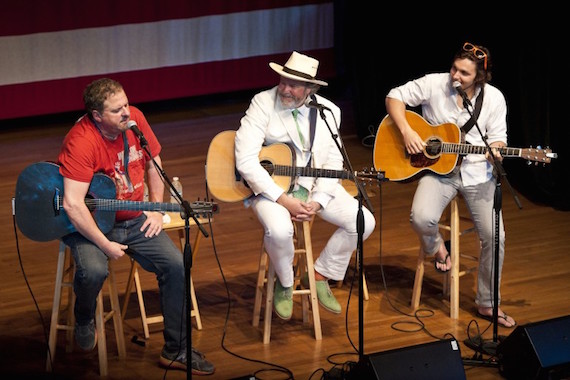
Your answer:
[463,42,487,70]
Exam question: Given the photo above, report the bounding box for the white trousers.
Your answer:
[251,183,376,288]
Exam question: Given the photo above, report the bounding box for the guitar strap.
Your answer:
[307,94,317,167]
[122,131,134,192]
[460,86,484,135]
[450,87,484,176]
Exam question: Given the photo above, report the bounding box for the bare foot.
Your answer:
[433,241,451,272]
[477,307,517,328]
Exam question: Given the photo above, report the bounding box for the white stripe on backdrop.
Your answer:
[0,3,333,87]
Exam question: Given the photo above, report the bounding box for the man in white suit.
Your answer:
[235,51,376,320]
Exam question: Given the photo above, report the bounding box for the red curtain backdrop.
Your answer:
[0,0,334,120]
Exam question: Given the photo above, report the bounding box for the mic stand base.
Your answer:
[462,357,500,368]
[463,334,506,357]
[344,356,375,380]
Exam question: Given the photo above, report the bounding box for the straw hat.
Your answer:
[269,51,328,86]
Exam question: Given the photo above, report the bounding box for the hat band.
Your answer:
[283,66,315,81]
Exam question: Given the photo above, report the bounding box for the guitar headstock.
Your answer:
[521,146,558,165]
[188,200,220,217]
[355,168,387,182]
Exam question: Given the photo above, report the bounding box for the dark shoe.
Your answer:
[301,273,341,314]
[159,347,215,375]
[273,278,293,320]
[75,320,97,351]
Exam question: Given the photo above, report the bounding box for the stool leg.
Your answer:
[337,269,369,301]
[64,255,76,354]
[301,221,322,340]
[362,273,369,301]
[121,258,137,324]
[106,264,126,358]
[252,245,268,327]
[411,249,426,310]
[46,242,68,372]
[132,264,151,339]
[186,229,203,330]
[190,279,202,330]
[95,291,108,377]
[448,199,460,319]
[263,263,275,344]
[296,242,310,323]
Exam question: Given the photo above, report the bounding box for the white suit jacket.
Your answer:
[235,86,344,208]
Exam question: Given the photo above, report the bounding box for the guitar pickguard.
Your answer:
[410,154,439,168]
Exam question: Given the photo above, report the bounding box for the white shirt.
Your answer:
[387,72,508,186]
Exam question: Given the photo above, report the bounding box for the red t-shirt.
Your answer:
[58,106,161,221]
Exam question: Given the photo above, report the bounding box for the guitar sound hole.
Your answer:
[259,160,275,176]
[425,138,443,158]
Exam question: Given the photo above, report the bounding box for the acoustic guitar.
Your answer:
[373,110,557,182]
[205,130,383,202]
[14,161,218,242]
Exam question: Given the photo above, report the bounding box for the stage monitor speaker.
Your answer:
[366,338,466,380]
[497,314,570,379]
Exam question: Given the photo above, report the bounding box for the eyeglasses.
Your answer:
[463,42,487,70]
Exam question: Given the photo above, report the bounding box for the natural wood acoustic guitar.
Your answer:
[373,110,556,182]
[205,130,383,202]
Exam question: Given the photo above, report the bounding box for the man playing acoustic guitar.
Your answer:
[57,78,214,374]
[385,42,516,328]
[234,51,376,320]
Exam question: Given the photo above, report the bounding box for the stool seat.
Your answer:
[46,242,126,377]
[411,195,477,319]
[253,219,322,343]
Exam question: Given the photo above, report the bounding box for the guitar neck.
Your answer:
[87,199,182,213]
[273,165,354,180]
[443,143,522,158]
[74,198,218,216]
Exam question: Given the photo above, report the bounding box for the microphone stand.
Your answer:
[314,107,385,378]
[136,133,208,380]
[456,90,517,364]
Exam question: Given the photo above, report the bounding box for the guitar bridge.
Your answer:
[53,187,61,216]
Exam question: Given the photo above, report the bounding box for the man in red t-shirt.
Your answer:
[57,78,214,375]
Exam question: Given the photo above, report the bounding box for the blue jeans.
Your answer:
[62,214,187,355]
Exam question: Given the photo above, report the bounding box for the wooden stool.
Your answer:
[411,196,477,319]
[252,219,322,344]
[46,242,126,377]
[121,213,210,338]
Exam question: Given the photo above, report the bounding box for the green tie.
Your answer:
[292,109,305,146]
[291,185,309,202]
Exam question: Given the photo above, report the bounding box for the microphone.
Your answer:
[304,98,330,111]
[453,81,472,107]
[127,120,148,146]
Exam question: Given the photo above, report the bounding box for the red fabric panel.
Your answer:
[0,49,335,120]
[0,0,330,36]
